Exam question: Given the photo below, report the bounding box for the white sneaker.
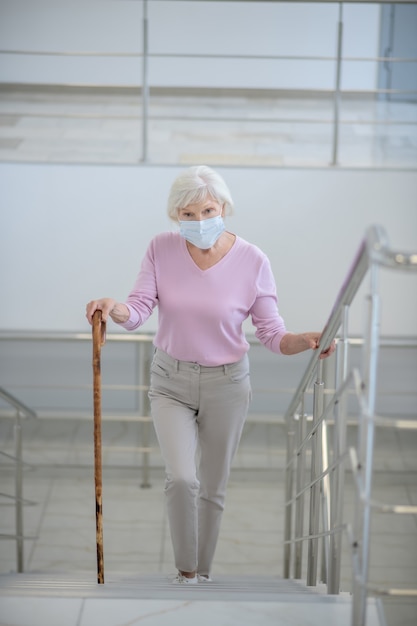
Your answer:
[172,572,198,584]
[197,574,213,583]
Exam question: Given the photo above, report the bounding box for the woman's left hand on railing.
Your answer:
[280,332,336,359]
[305,332,336,359]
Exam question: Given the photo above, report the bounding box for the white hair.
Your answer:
[167,165,234,221]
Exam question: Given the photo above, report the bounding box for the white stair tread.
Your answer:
[0,572,382,626]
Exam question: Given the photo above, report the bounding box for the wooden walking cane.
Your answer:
[92,309,106,584]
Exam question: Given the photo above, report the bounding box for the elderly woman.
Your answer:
[86,165,335,584]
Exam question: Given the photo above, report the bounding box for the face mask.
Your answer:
[179,215,225,249]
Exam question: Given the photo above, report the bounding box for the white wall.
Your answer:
[1,163,416,337]
[0,1,380,90]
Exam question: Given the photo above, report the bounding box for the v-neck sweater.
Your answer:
[121,232,287,366]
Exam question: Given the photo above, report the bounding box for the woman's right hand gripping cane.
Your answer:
[86,298,129,325]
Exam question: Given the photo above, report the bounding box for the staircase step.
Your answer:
[0,572,328,600]
[0,572,383,626]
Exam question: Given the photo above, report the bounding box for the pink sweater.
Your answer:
[121,232,287,366]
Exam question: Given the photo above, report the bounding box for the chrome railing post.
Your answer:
[138,341,151,488]
[14,411,24,573]
[294,396,307,579]
[320,417,330,585]
[283,423,295,578]
[328,304,349,594]
[307,360,324,586]
[141,0,149,163]
[321,353,336,585]
[331,2,343,166]
[351,262,380,626]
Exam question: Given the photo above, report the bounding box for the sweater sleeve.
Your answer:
[119,239,158,331]
[250,256,287,354]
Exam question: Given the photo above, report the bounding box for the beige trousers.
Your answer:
[149,348,251,576]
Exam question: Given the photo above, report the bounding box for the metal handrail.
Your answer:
[284,224,417,424]
[282,224,417,625]
[0,387,37,574]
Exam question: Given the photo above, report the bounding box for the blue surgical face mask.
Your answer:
[179,215,225,249]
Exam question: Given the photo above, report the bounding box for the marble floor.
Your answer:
[0,416,416,625]
[0,86,416,168]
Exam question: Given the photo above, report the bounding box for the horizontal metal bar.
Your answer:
[351,570,417,597]
[2,110,416,128]
[101,446,155,453]
[0,409,153,422]
[0,534,37,540]
[1,49,416,64]
[286,449,350,505]
[0,411,290,426]
[0,492,37,505]
[132,117,417,126]
[283,523,347,546]
[0,112,142,121]
[1,332,414,348]
[367,228,417,269]
[371,503,417,515]
[152,53,417,63]
[340,56,417,63]
[349,448,417,514]
[0,50,142,58]
[0,383,294,396]
[0,387,37,419]
[0,450,34,465]
[364,415,417,429]
[369,249,417,271]
[0,384,151,392]
[0,331,260,344]
[0,384,414,399]
[0,331,154,342]
[2,82,416,98]
[366,585,417,598]
[346,337,417,348]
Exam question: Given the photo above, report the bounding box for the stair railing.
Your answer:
[282,224,417,626]
[0,386,37,572]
